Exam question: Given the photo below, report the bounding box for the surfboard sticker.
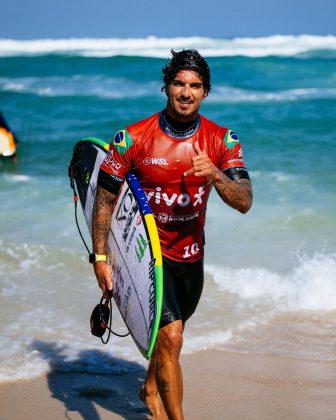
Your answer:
[70,138,163,359]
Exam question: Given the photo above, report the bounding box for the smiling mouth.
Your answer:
[178,99,193,106]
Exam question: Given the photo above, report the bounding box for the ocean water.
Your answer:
[0,35,336,382]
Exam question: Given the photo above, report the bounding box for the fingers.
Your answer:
[184,164,209,178]
[94,262,113,293]
[184,167,196,177]
[194,140,203,155]
[185,143,210,177]
[185,142,217,180]
[102,264,113,291]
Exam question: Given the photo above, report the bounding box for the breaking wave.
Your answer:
[0,34,335,58]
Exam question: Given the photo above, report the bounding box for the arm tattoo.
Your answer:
[92,186,117,254]
[213,172,253,214]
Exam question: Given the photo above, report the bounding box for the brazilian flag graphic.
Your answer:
[224,130,240,149]
[112,130,133,155]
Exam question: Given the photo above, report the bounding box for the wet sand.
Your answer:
[1,350,336,419]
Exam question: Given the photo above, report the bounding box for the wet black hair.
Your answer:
[161,49,211,94]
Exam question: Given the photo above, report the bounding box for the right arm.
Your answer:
[92,186,117,293]
[93,127,134,292]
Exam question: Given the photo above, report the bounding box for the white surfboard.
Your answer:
[69,137,163,359]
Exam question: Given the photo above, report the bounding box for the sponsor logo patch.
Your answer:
[157,211,200,224]
[104,149,122,172]
[146,186,206,208]
[143,157,169,166]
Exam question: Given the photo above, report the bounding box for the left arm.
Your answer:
[212,173,252,214]
[184,141,253,213]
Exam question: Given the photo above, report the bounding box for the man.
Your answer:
[92,49,253,419]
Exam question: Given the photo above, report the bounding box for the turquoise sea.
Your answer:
[0,35,336,382]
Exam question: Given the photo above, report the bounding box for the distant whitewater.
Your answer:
[0,34,336,57]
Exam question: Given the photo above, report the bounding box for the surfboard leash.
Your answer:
[68,164,91,254]
[90,290,130,344]
[69,162,130,343]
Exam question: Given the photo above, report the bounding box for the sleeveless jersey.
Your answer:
[100,112,248,262]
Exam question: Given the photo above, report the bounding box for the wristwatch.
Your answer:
[89,253,107,264]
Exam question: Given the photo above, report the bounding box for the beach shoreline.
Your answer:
[1,349,336,420]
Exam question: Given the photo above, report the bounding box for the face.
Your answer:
[166,70,208,123]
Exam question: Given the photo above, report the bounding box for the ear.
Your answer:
[203,90,208,100]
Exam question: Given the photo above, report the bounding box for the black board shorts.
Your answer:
[159,256,204,328]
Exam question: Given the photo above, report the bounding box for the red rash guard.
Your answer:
[99,112,249,262]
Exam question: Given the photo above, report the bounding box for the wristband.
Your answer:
[89,253,107,264]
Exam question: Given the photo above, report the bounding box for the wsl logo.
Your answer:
[143,157,168,166]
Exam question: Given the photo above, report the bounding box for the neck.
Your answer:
[159,110,200,139]
[165,107,198,124]
[164,109,198,130]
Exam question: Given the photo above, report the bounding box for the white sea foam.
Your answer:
[2,75,335,103]
[209,86,336,103]
[0,76,161,98]
[0,35,335,58]
[1,241,336,382]
[182,329,233,354]
[0,332,145,382]
[206,252,336,311]
[0,174,31,182]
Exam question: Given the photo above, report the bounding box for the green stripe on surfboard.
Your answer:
[82,137,110,151]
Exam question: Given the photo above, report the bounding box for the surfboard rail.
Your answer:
[125,173,163,358]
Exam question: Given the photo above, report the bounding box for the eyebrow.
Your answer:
[172,79,203,87]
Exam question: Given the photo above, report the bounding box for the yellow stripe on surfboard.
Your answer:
[144,213,162,266]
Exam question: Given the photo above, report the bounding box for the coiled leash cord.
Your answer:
[91,291,129,344]
[69,167,129,343]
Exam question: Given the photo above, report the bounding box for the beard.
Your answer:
[167,97,200,122]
